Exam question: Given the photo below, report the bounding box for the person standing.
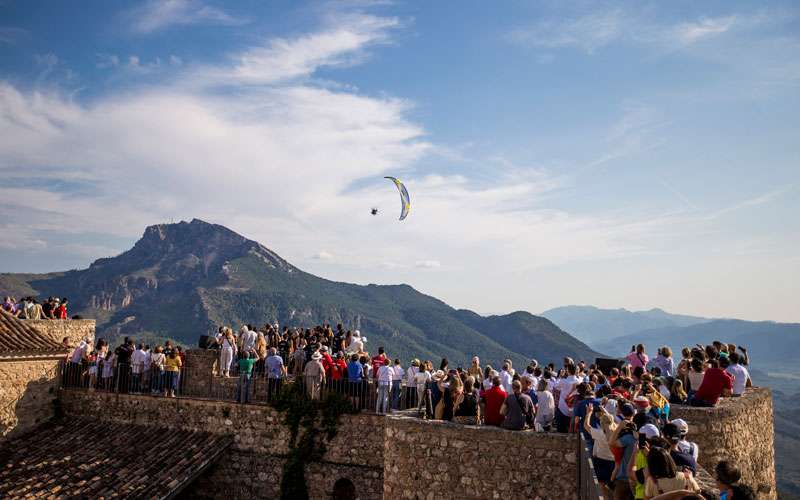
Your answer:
[501,380,534,430]
[150,346,165,394]
[390,358,403,411]
[218,328,237,377]
[304,352,325,400]
[482,376,508,427]
[236,351,256,403]
[164,350,182,397]
[376,358,392,414]
[534,378,555,431]
[265,347,286,401]
[131,343,147,393]
[405,359,420,409]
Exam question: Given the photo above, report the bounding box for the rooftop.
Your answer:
[0,308,68,359]
[0,416,232,499]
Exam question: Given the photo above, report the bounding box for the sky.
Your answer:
[1,0,798,322]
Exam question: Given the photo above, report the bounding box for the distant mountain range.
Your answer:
[592,319,800,367]
[542,305,800,373]
[0,219,599,367]
[541,305,709,344]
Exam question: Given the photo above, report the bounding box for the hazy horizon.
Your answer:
[1,1,798,322]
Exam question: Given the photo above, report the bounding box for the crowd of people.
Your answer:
[59,317,757,500]
[64,336,186,397]
[3,295,70,319]
[207,322,756,500]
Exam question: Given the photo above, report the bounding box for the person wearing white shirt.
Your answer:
[405,359,420,408]
[499,363,514,394]
[376,359,392,414]
[390,359,404,411]
[555,364,580,433]
[725,352,750,396]
[131,344,147,393]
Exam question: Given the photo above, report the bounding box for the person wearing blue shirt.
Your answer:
[610,403,638,500]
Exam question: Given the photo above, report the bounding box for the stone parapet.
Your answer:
[23,319,95,346]
[671,387,775,500]
[58,389,386,469]
[383,412,578,500]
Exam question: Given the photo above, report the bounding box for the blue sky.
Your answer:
[1,0,798,321]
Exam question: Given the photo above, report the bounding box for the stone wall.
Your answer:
[24,319,96,346]
[671,387,776,500]
[0,358,62,442]
[184,451,383,500]
[383,413,578,500]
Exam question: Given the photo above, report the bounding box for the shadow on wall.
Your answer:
[0,361,62,443]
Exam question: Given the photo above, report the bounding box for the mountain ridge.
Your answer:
[0,219,600,367]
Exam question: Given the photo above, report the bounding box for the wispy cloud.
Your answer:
[125,0,247,34]
[508,9,761,54]
[0,26,28,45]
[195,13,399,86]
[506,10,622,53]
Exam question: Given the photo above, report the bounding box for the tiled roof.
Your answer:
[0,417,233,499]
[0,308,68,358]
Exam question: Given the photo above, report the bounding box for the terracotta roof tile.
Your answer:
[0,417,232,499]
[0,308,68,358]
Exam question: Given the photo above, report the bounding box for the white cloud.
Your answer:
[671,16,737,46]
[126,0,247,34]
[0,8,678,281]
[313,251,335,261]
[194,13,399,87]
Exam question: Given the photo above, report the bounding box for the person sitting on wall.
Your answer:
[689,358,732,407]
[723,352,751,397]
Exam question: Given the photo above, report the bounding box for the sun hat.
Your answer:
[639,423,661,439]
[432,370,445,381]
[411,358,420,366]
[311,352,322,360]
[633,395,651,410]
[671,418,689,436]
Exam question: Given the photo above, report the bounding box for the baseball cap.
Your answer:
[671,418,689,436]
[639,423,661,439]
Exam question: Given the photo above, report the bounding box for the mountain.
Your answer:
[0,219,600,367]
[593,319,800,371]
[541,305,709,344]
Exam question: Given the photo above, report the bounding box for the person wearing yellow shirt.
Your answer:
[164,351,182,398]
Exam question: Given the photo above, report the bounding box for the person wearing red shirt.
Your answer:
[690,359,732,407]
[57,298,68,319]
[331,352,348,393]
[371,347,387,379]
[482,376,508,426]
[320,346,334,380]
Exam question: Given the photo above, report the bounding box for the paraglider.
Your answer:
[370,208,379,216]
[384,176,411,221]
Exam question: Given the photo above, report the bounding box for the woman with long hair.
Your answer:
[454,376,480,425]
[686,358,705,397]
[669,379,688,405]
[644,447,700,499]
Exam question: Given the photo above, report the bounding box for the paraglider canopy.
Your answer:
[384,176,410,220]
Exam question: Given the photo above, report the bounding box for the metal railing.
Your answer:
[578,432,605,500]
[59,359,420,413]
